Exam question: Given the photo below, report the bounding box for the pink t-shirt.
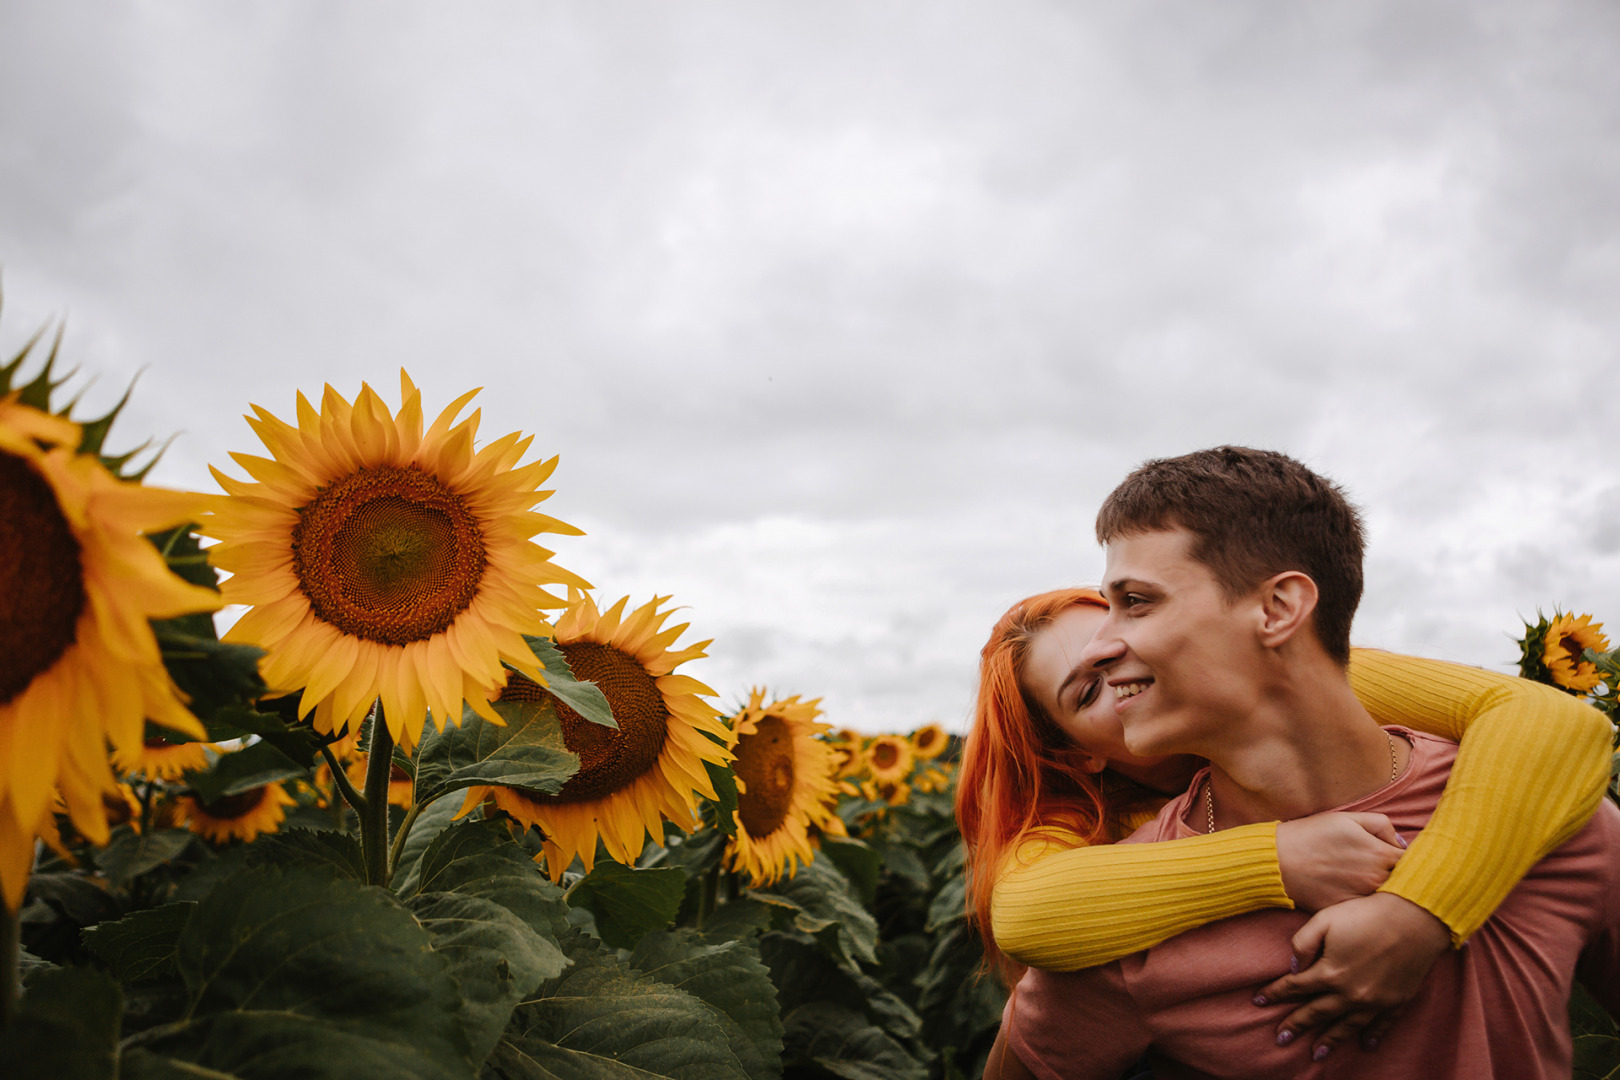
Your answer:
[1003,729,1620,1080]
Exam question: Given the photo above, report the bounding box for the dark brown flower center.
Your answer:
[102,790,135,827]
[500,641,669,803]
[735,715,796,839]
[0,449,86,704]
[871,740,900,770]
[291,465,485,645]
[1560,635,1588,665]
[914,728,939,752]
[199,787,268,819]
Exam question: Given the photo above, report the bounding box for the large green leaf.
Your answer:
[95,828,196,886]
[414,697,580,805]
[407,891,569,1065]
[392,790,470,895]
[524,633,616,729]
[1572,980,1620,1079]
[818,838,881,910]
[185,742,308,804]
[406,818,573,940]
[749,856,879,967]
[0,965,122,1080]
[757,935,921,1049]
[152,626,265,725]
[780,1002,927,1080]
[631,929,784,1080]
[204,704,324,769]
[485,930,747,1080]
[915,922,1004,1071]
[124,864,470,1079]
[567,860,686,950]
[81,902,196,983]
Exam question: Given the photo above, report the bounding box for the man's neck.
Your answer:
[1202,650,1409,828]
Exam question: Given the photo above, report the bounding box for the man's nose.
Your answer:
[1079,613,1126,670]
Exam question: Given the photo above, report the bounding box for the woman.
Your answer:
[959,587,1613,1068]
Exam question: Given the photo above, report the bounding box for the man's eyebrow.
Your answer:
[1105,576,1159,595]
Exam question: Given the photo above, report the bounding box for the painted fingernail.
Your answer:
[1313,1046,1331,1062]
[1396,834,1408,848]
[1276,1030,1294,1047]
[1252,994,1267,1007]
[1290,956,1299,974]
[1362,1036,1379,1051]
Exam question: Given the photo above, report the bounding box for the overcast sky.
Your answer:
[3,2,1617,731]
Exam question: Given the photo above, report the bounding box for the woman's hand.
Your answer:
[1253,891,1452,1062]
[1274,811,1406,911]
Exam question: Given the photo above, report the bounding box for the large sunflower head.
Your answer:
[723,688,843,887]
[0,386,220,910]
[181,783,296,844]
[864,734,914,785]
[205,373,589,749]
[461,593,733,880]
[1542,613,1610,693]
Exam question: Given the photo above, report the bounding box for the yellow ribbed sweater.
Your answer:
[989,649,1615,970]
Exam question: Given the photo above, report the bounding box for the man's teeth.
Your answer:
[1115,681,1150,700]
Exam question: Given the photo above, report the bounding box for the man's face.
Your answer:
[1080,526,1267,758]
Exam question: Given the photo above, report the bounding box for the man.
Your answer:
[991,446,1620,1079]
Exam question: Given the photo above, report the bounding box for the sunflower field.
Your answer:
[3,319,1618,1080]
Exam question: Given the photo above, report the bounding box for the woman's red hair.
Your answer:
[955,587,1117,985]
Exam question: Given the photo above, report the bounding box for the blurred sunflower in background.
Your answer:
[0,377,219,910]
[205,373,588,749]
[112,734,213,781]
[863,734,914,785]
[465,593,732,880]
[181,783,296,844]
[1542,613,1610,693]
[909,723,947,761]
[724,689,843,886]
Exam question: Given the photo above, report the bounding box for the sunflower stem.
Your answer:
[384,800,424,888]
[320,744,368,818]
[1,898,19,1034]
[361,709,395,887]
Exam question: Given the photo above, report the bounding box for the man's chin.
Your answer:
[1120,715,1190,760]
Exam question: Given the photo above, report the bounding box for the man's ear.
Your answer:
[1256,571,1318,649]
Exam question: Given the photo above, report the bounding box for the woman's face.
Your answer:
[1019,605,1185,776]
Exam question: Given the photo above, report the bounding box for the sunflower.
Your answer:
[860,776,912,808]
[181,783,296,844]
[205,373,589,750]
[1542,613,1610,693]
[460,594,732,880]
[0,395,220,910]
[909,723,948,761]
[864,734,914,785]
[723,689,844,887]
[112,735,213,781]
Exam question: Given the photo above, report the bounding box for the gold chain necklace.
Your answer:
[1205,730,1399,834]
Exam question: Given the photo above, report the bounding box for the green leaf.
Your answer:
[748,856,879,967]
[819,838,881,910]
[0,965,122,1080]
[130,864,470,1079]
[756,934,919,1048]
[204,705,323,768]
[413,697,580,805]
[406,891,569,1064]
[486,929,747,1080]
[81,902,196,983]
[524,633,617,729]
[247,828,367,881]
[184,743,308,804]
[152,626,265,724]
[406,818,572,939]
[95,828,196,886]
[1572,980,1620,1079]
[924,871,967,933]
[699,897,779,944]
[568,860,687,950]
[781,1002,927,1080]
[631,929,784,1080]
[703,735,739,838]
[915,922,1004,1069]
[390,791,466,895]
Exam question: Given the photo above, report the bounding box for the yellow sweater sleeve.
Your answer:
[1350,648,1614,944]
[989,648,1615,970]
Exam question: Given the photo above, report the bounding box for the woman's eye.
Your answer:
[1077,679,1100,708]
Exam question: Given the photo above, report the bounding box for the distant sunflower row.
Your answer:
[2,348,963,909]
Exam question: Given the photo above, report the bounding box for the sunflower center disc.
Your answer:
[0,450,87,704]
[871,741,899,770]
[501,642,671,803]
[199,789,266,819]
[292,466,486,645]
[1560,636,1586,665]
[735,715,796,839]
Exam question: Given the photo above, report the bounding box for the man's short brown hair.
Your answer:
[1095,446,1364,664]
